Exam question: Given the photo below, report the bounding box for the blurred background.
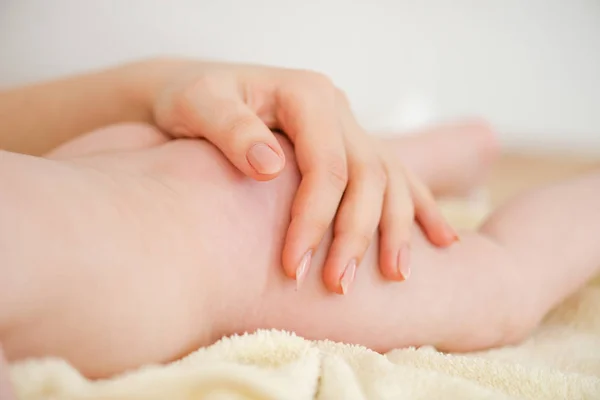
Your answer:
[1,0,599,154]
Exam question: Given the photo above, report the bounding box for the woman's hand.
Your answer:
[144,59,458,293]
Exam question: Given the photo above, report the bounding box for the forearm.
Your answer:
[0,61,156,155]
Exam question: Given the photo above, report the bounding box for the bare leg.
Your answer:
[380,119,499,197]
[48,124,579,356]
[44,124,531,359]
[212,165,600,354]
[2,122,551,379]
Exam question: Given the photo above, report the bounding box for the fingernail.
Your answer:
[295,250,312,290]
[247,143,284,175]
[340,259,357,295]
[397,244,411,280]
[445,223,460,243]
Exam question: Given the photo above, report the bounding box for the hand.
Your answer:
[144,59,458,293]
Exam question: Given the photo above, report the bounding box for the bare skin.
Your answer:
[0,58,458,295]
[2,121,599,382]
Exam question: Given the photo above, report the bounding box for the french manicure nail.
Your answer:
[340,259,357,295]
[247,143,284,175]
[397,244,411,280]
[295,250,312,290]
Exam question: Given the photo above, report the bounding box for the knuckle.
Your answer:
[169,75,221,132]
[223,114,258,137]
[393,204,415,224]
[355,230,373,252]
[382,205,414,232]
[291,70,336,99]
[322,154,349,192]
[178,75,214,107]
[302,70,334,89]
[188,73,224,93]
[333,226,373,254]
[358,158,387,190]
[310,215,334,235]
[346,230,373,254]
[370,160,388,189]
[334,218,375,255]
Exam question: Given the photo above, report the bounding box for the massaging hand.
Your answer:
[144,59,458,292]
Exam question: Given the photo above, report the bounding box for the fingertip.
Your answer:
[321,249,349,295]
[281,244,301,280]
[434,214,460,247]
[322,264,344,294]
[379,237,407,281]
[415,198,458,247]
[379,252,404,281]
[281,223,314,284]
[423,222,458,247]
[294,249,312,290]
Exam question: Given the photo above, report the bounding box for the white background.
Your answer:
[1,0,599,152]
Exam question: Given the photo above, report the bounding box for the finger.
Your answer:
[378,166,415,281]
[320,92,386,294]
[46,123,169,159]
[321,155,387,294]
[276,74,348,286]
[165,80,286,181]
[407,170,459,247]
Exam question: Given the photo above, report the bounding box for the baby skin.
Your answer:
[1,122,599,380]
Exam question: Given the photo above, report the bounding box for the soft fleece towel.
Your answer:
[9,196,600,400]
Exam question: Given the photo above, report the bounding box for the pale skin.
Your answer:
[0,59,470,396]
[1,59,600,399]
[1,121,600,386]
[0,58,458,296]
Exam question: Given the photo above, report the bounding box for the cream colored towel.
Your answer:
[9,195,600,400]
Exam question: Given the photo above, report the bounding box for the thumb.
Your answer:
[162,88,286,181]
[210,103,286,181]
